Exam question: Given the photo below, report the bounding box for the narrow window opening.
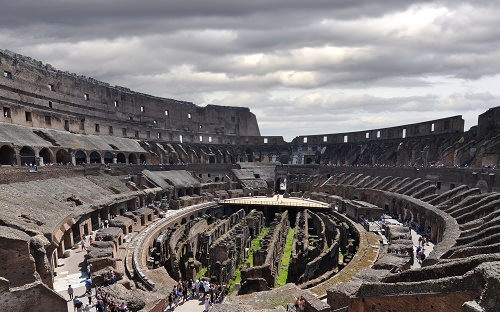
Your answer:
[135,130,139,138]
[48,101,53,108]
[303,137,308,143]
[199,124,203,129]
[165,110,169,116]
[84,93,89,101]
[128,116,133,121]
[199,136,203,142]
[140,106,145,113]
[95,124,100,132]
[187,113,192,119]
[264,138,268,144]
[402,128,407,138]
[431,123,435,132]
[3,107,11,118]
[366,132,370,139]
[114,100,119,107]
[3,71,12,79]
[344,135,348,143]
[80,119,85,130]
[25,111,32,122]
[208,136,212,143]
[179,135,183,143]
[377,130,381,138]
[48,84,55,91]
[323,136,328,142]
[153,120,157,125]
[108,126,113,135]
[64,120,69,131]
[157,132,162,139]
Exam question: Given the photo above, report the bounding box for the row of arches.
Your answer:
[0,144,147,166]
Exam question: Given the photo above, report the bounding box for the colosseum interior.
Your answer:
[0,49,499,312]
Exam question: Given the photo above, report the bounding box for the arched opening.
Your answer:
[214,177,220,182]
[245,148,254,162]
[139,154,146,164]
[104,152,113,164]
[89,151,101,164]
[128,153,138,164]
[279,154,290,164]
[56,149,71,164]
[20,146,36,166]
[75,150,86,165]
[209,156,216,164]
[39,148,52,164]
[117,153,126,164]
[0,145,16,166]
[305,157,313,164]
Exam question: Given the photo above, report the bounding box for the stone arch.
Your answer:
[89,151,101,164]
[39,147,53,164]
[117,153,126,164]
[75,150,87,165]
[209,155,216,164]
[128,153,138,164]
[104,152,113,164]
[20,146,36,165]
[0,145,16,165]
[279,154,290,165]
[139,154,147,164]
[56,149,71,164]
[215,177,220,182]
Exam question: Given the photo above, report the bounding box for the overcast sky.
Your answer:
[2,0,499,141]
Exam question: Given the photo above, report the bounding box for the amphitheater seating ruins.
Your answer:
[0,49,499,312]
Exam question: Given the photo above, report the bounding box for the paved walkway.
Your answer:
[410,228,434,269]
[53,236,93,311]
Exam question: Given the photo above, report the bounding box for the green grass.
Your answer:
[275,227,294,287]
[227,226,270,293]
[196,266,208,279]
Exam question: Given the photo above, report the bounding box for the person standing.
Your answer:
[204,294,210,312]
[67,285,74,300]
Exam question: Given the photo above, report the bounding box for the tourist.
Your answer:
[86,288,93,304]
[190,279,195,298]
[95,300,105,312]
[195,279,200,298]
[81,240,86,251]
[168,292,174,310]
[67,284,74,300]
[85,277,92,291]
[204,294,210,312]
[73,297,83,312]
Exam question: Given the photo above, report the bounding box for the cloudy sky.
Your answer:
[2,0,500,141]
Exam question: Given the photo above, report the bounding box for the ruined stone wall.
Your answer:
[208,222,250,284]
[0,50,260,139]
[293,115,464,144]
[240,211,289,293]
[0,278,67,312]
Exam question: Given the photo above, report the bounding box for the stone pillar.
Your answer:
[71,154,76,166]
[113,156,117,164]
[63,229,74,250]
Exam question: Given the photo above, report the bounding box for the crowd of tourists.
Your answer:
[166,278,227,311]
